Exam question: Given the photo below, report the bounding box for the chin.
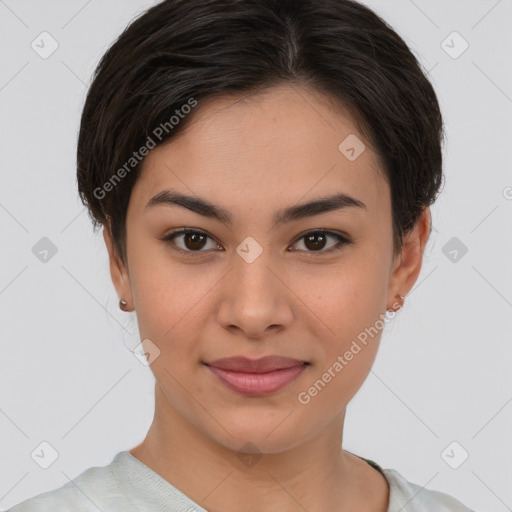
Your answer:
[201,414,309,456]
[219,434,301,457]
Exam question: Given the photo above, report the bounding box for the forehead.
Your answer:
[131,84,389,219]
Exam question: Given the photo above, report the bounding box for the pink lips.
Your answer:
[204,356,308,397]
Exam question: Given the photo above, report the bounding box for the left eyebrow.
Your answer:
[145,189,366,227]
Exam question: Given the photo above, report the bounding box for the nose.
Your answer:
[216,246,294,340]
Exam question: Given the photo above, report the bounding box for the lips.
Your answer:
[204,355,308,396]
[205,355,307,373]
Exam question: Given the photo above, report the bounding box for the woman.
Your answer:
[7,0,476,510]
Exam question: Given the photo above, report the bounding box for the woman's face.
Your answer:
[105,83,426,454]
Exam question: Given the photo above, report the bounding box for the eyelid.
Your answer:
[161,228,352,256]
[288,230,351,254]
[161,228,222,256]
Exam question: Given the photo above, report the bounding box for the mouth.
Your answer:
[203,355,309,397]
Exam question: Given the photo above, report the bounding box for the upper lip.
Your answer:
[204,355,307,373]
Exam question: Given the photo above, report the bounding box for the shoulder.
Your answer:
[383,468,477,512]
[5,456,125,512]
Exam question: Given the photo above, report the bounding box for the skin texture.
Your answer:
[103,83,431,512]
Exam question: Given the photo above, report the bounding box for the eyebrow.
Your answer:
[145,189,366,226]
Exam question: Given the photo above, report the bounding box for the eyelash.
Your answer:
[161,228,352,257]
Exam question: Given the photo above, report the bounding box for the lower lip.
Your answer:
[206,364,307,397]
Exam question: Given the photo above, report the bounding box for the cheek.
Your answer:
[128,253,217,360]
[302,254,388,332]
[298,276,386,413]
[302,255,388,384]
[128,239,180,303]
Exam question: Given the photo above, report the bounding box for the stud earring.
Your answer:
[387,294,405,312]
[119,299,128,311]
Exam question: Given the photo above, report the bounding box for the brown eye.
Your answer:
[290,230,351,254]
[161,228,351,258]
[162,229,221,255]
[304,232,328,251]
[182,232,207,250]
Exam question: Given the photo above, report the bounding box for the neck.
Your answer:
[129,383,388,512]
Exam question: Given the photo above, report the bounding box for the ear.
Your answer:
[103,224,133,311]
[386,207,431,312]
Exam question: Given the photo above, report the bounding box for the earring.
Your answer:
[119,299,128,311]
[387,294,405,312]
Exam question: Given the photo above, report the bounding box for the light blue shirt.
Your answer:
[6,451,476,511]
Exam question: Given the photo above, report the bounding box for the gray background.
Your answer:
[1,0,511,510]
